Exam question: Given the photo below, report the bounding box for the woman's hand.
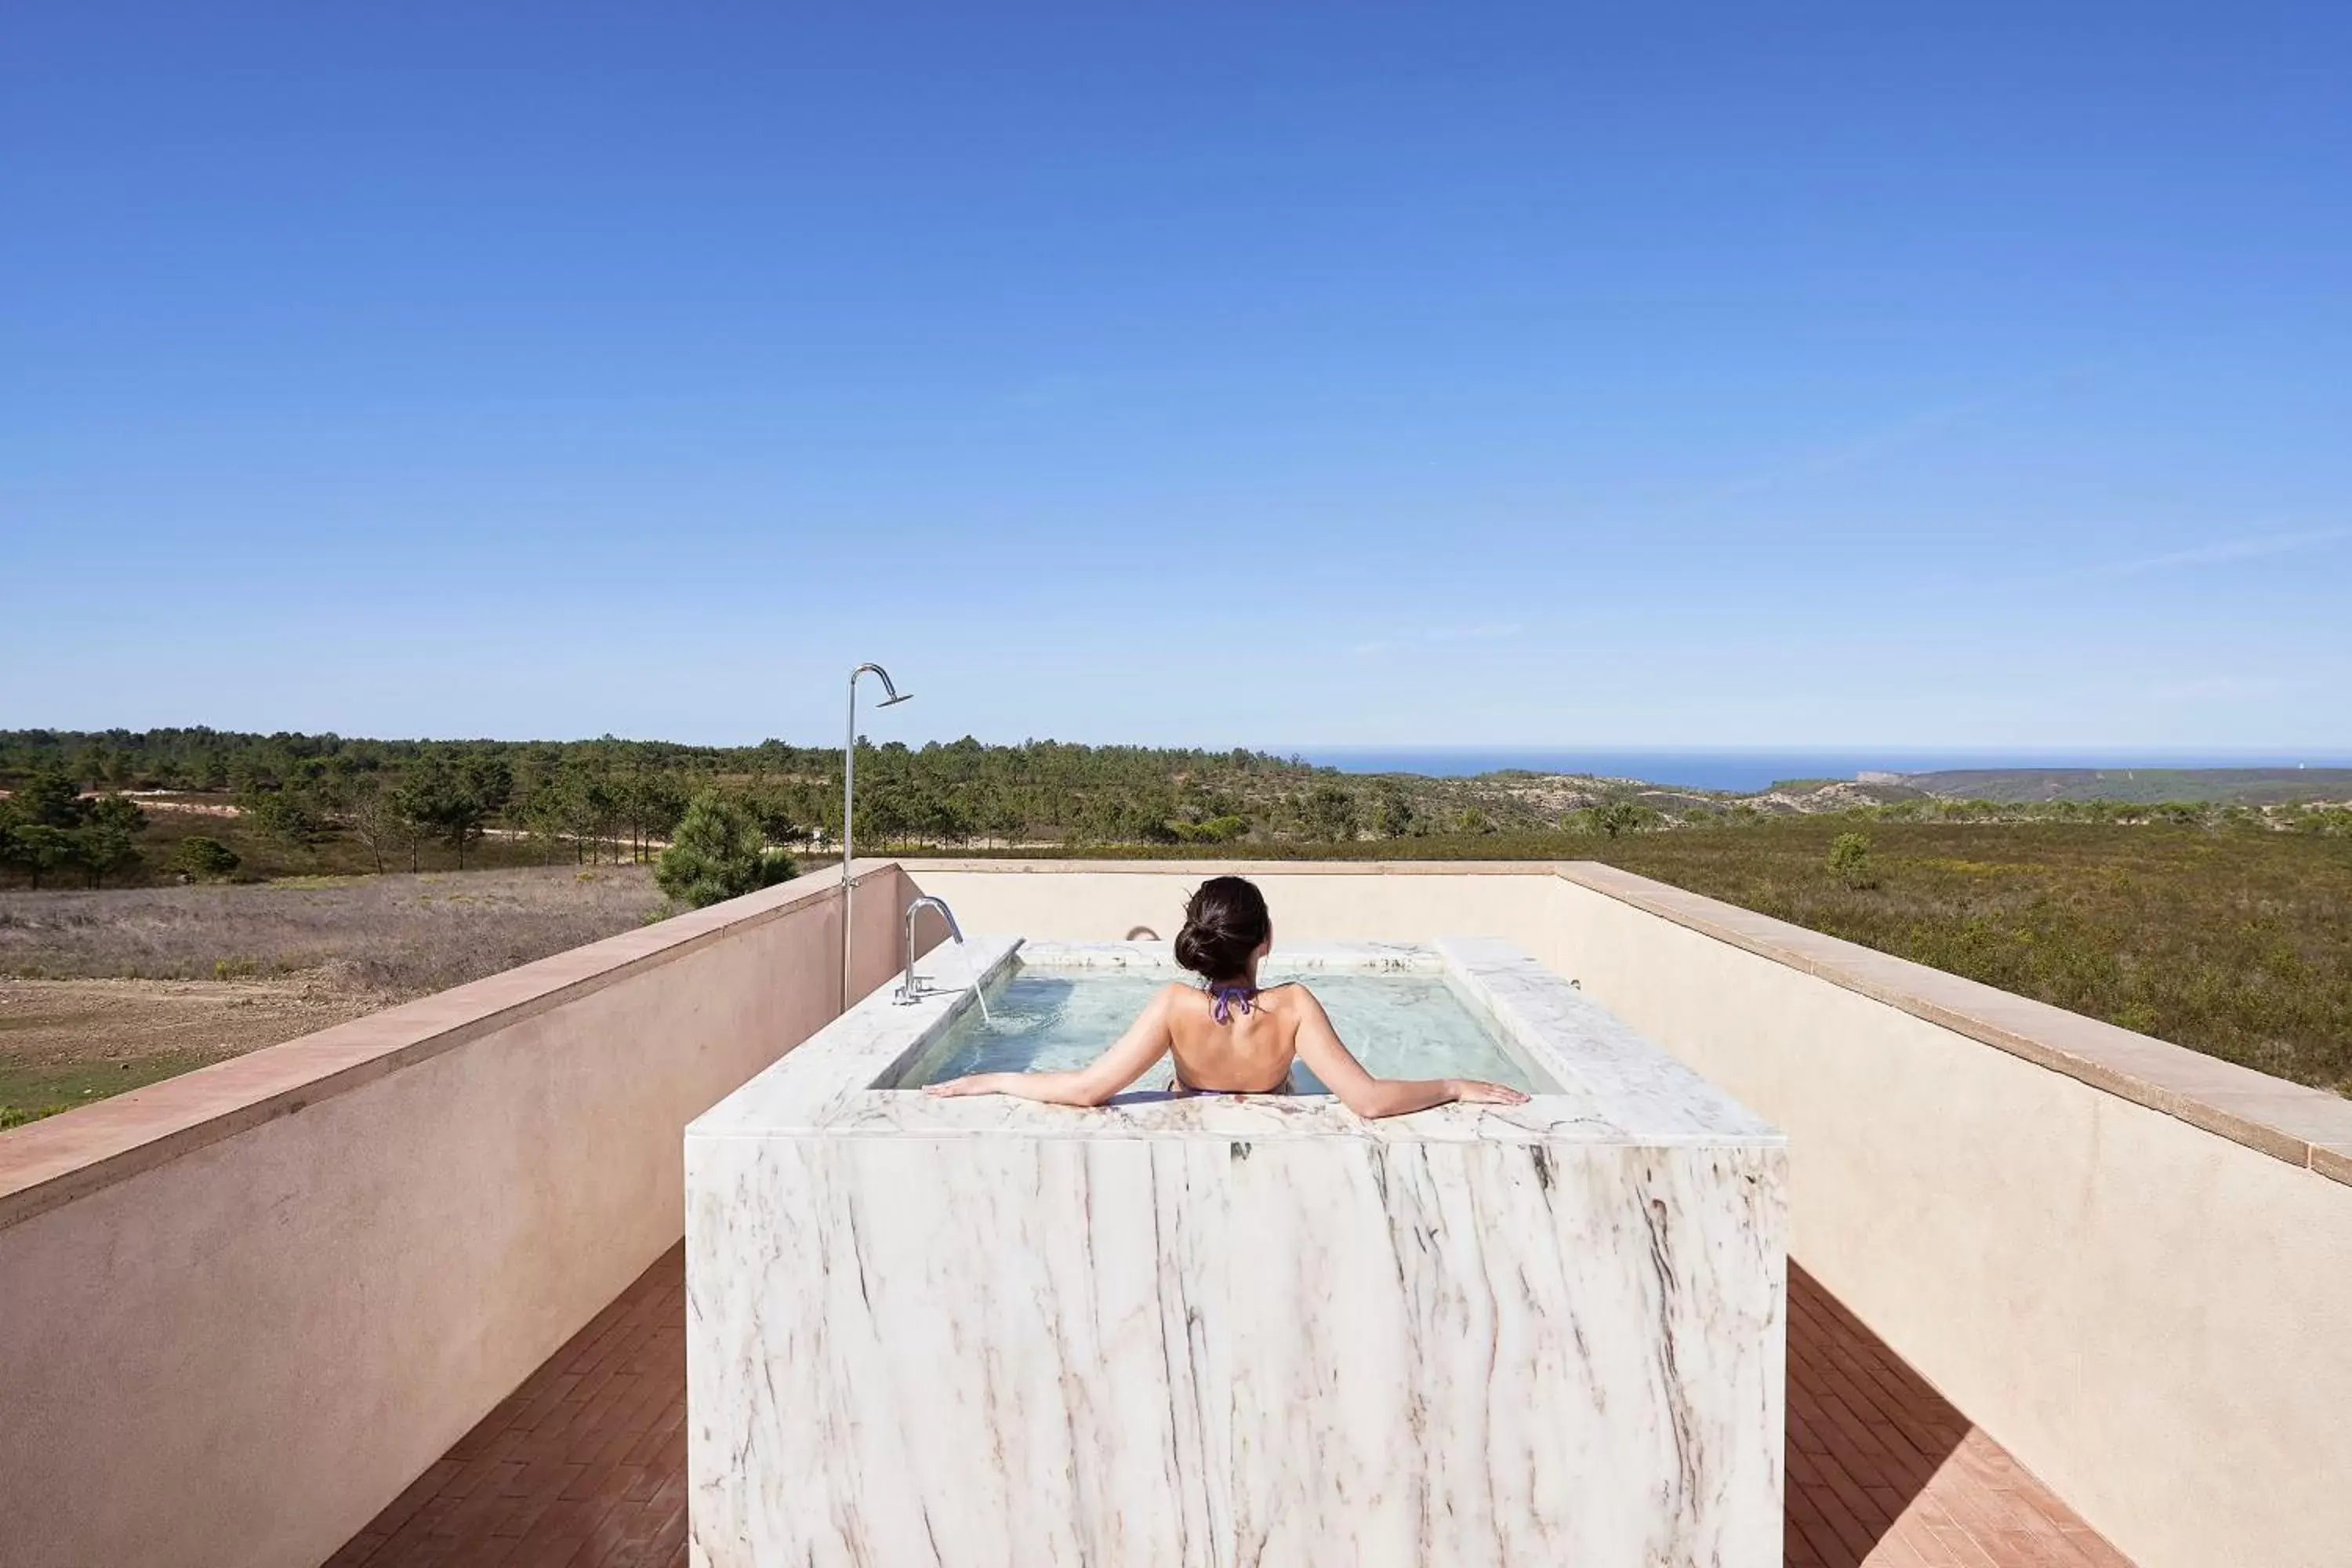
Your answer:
[924,1073,1011,1098]
[1449,1078,1531,1106]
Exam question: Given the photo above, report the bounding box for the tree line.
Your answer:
[7,728,2341,891]
[0,729,1405,883]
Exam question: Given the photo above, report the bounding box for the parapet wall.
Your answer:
[1544,863,2352,1568]
[0,862,916,1568]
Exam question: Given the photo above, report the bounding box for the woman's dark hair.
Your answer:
[1174,876,1270,982]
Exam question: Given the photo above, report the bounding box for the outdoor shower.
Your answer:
[841,661,912,1008]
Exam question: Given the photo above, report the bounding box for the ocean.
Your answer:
[1290,749,2352,794]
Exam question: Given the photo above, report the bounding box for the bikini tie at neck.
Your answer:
[1208,983,1256,1025]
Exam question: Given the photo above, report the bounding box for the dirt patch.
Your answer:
[0,975,385,1064]
[0,975,391,1126]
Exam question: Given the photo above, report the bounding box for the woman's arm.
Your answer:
[1290,985,1530,1119]
[923,984,1178,1108]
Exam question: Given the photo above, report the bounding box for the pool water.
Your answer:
[894,968,1551,1094]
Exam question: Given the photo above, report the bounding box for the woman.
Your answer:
[924,875,1530,1119]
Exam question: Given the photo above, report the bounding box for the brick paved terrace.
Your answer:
[330,1249,2132,1568]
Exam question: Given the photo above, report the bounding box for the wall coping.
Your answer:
[906,858,2352,1188]
[0,862,896,1234]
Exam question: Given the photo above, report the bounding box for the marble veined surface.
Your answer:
[686,937,1788,1567]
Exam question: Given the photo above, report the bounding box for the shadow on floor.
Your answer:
[1787,1263,1969,1565]
[1785,1264,2131,1568]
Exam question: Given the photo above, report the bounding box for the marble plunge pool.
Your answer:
[895,955,1554,1095]
[684,937,1790,1567]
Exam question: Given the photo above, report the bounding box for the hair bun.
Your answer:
[1173,876,1271,982]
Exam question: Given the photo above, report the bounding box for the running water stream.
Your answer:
[953,936,993,1024]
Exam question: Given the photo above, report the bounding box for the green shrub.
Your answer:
[6,823,79,888]
[655,791,797,909]
[1828,831,1878,889]
[89,793,151,836]
[1574,799,1659,839]
[1176,814,1249,844]
[1301,783,1360,841]
[1376,789,1415,837]
[75,824,141,887]
[172,836,242,880]
[237,789,326,851]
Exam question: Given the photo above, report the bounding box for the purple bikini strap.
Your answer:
[1209,983,1256,1025]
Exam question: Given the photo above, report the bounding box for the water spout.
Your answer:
[897,895,990,1022]
[960,938,994,1025]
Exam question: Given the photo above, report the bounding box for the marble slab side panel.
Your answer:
[1223,1137,1786,1568]
[691,1127,1784,1568]
[688,1131,1233,1568]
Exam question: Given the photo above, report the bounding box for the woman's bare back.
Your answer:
[1163,982,1305,1093]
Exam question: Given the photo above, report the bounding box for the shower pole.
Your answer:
[841,662,911,1011]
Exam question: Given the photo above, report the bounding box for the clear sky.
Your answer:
[5,3,2347,751]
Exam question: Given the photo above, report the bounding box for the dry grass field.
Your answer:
[1591,820,2352,1092]
[0,865,665,1127]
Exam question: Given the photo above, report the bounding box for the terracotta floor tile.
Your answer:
[322,1530,387,1567]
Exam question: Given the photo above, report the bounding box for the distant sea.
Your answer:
[1294,749,2352,794]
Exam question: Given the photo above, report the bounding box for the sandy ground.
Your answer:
[0,976,390,1119]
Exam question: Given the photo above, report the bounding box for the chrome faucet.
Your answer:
[895,895,966,1004]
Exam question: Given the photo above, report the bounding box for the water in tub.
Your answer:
[901,967,1550,1094]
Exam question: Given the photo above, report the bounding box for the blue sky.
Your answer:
[5,3,2347,751]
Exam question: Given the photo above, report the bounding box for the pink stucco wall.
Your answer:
[0,862,915,1568]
